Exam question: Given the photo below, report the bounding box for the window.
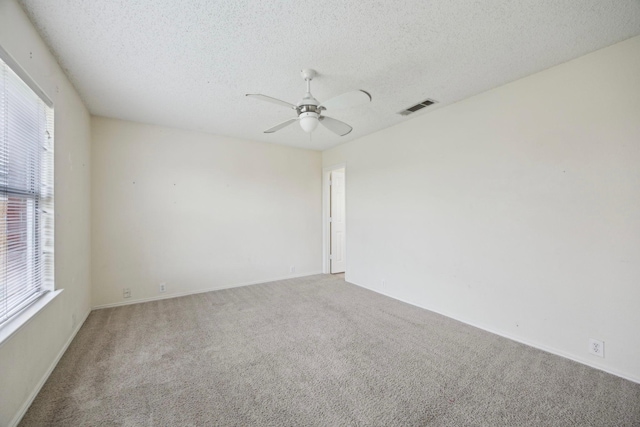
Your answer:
[0,48,54,327]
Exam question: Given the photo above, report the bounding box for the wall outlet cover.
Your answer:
[589,338,604,357]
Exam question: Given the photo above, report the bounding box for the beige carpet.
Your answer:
[20,274,640,426]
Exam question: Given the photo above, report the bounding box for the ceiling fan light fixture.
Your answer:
[299,111,319,133]
[247,68,371,137]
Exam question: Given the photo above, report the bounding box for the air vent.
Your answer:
[398,98,437,116]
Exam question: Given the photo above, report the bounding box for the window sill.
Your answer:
[0,289,63,348]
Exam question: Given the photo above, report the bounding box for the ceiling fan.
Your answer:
[246,69,372,136]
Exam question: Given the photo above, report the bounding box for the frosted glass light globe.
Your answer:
[299,114,319,133]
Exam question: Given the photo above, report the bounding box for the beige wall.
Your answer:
[91,117,322,307]
[323,36,640,381]
[0,1,92,425]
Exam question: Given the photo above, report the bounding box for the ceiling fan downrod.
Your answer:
[298,69,321,132]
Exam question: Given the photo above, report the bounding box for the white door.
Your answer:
[330,169,346,273]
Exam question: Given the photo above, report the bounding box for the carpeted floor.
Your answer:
[20,274,640,426]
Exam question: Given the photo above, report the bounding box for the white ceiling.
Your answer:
[18,0,640,151]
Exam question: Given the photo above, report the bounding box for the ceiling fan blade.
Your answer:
[246,94,297,109]
[319,116,353,136]
[319,90,371,110]
[264,118,298,133]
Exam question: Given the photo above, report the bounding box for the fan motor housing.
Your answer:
[297,104,322,116]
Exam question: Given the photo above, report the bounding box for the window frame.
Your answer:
[0,44,58,346]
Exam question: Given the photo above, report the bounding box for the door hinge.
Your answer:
[329,217,333,223]
[329,254,333,260]
[329,179,332,185]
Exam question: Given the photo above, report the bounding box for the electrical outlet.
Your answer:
[589,338,604,357]
[159,282,166,293]
[381,279,386,287]
[123,288,131,299]
[290,265,295,273]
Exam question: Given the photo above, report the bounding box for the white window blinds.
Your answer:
[0,50,54,326]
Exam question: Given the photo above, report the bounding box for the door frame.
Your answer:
[322,162,347,274]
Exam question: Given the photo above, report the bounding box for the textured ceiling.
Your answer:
[17,0,640,151]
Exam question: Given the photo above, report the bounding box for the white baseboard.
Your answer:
[92,271,324,310]
[347,279,640,385]
[9,308,92,427]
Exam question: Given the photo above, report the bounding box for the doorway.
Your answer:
[323,164,346,275]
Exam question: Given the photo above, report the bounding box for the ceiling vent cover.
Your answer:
[398,98,437,116]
